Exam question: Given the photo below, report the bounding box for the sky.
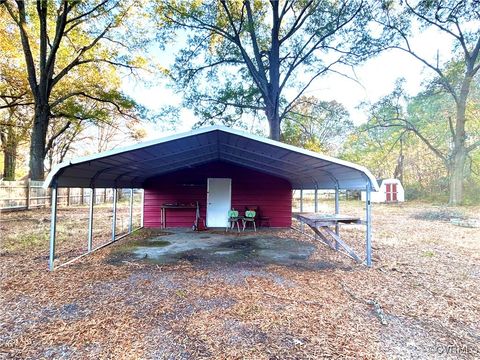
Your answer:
[122,25,452,140]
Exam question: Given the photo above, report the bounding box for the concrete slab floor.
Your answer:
[109,229,317,267]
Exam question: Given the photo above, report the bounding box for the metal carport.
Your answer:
[45,126,378,270]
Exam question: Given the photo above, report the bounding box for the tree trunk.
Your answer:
[449,149,466,205]
[2,138,17,180]
[1,110,19,180]
[266,106,281,140]
[29,104,49,180]
[267,5,281,142]
[449,83,469,205]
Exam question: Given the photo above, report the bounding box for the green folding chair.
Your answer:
[242,210,256,232]
[227,209,241,232]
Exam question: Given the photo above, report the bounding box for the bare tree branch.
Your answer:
[281,59,340,120]
[45,120,71,155]
[51,20,115,88]
[466,140,480,153]
[279,0,314,44]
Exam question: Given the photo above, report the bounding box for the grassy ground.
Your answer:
[0,201,479,359]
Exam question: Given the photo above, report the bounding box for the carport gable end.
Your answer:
[43,126,378,270]
[44,126,378,191]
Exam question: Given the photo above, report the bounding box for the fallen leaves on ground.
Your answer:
[0,202,479,359]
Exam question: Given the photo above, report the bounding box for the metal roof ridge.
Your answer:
[44,125,379,190]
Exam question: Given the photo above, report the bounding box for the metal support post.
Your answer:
[128,188,134,233]
[334,187,340,215]
[300,189,304,212]
[88,188,95,252]
[140,189,145,227]
[313,187,319,240]
[300,189,304,232]
[335,186,340,250]
[366,183,372,267]
[26,179,31,209]
[49,185,58,271]
[112,188,117,241]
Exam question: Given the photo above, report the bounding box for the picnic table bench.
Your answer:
[293,212,362,263]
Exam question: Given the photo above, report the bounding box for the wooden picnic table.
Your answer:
[292,212,362,262]
[293,213,362,226]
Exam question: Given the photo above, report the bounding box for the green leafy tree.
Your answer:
[0,11,33,179]
[43,86,146,173]
[1,0,152,180]
[342,118,407,179]
[158,0,385,140]
[377,0,480,204]
[467,149,480,202]
[342,123,450,201]
[357,75,480,203]
[0,106,31,180]
[281,96,353,153]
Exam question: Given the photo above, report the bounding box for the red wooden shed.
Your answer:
[45,126,378,270]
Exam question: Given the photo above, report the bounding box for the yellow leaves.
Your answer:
[465,93,480,133]
[252,0,266,12]
[127,56,145,70]
[131,126,147,140]
[157,64,171,77]
[208,33,225,54]
[0,10,30,94]
[0,11,22,57]
[191,0,204,10]
[304,138,325,153]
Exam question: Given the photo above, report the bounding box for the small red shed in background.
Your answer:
[361,178,405,203]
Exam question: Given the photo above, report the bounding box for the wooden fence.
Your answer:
[0,179,115,211]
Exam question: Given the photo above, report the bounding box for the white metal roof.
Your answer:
[44,126,379,190]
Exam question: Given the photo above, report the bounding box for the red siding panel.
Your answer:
[392,183,398,201]
[386,183,391,202]
[143,161,292,228]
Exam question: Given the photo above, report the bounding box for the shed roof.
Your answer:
[45,126,378,190]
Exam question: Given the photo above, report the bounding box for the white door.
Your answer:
[207,178,231,227]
